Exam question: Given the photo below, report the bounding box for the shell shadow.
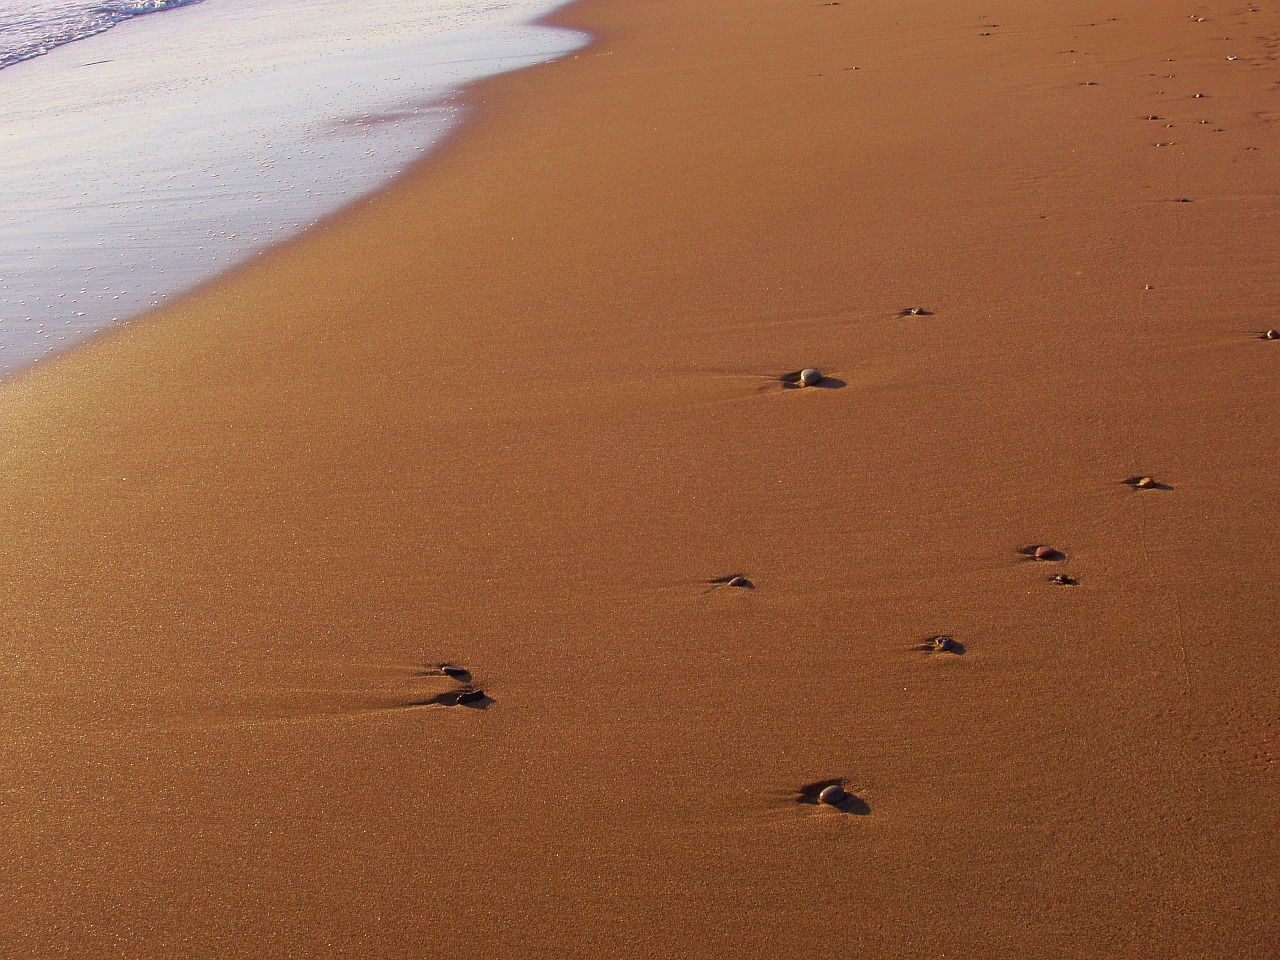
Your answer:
[794,779,871,815]
[403,689,494,710]
[778,370,848,390]
[410,663,474,683]
[1018,545,1066,562]
[706,573,755,590]
[1121,476,1173,491]
[912,635,966,656]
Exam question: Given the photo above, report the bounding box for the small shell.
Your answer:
[1265,329,1280,341]
[726,576,749,588]
[455,689,487,706]
[818,784,846,805]
[798,368,823,387]
[440,664,470,681]
[932,635,958,653]
[1034,545,1061,561]
[1136,476,1156,489]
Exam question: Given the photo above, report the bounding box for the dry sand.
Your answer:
[2,0,1278,955]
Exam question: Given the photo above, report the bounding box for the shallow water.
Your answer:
[0,0,209,70]
[0,0,584,375]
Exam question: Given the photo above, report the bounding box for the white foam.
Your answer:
[0,0,209,70]
[0,0,585,375]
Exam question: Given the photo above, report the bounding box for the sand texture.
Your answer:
[2,0,1278,956]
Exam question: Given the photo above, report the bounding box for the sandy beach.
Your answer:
[2,0,1278,955]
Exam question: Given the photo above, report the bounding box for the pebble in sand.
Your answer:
[1050,574,1079,586]
[798,368,824,387]
[440,664,471,681]
[455,689,487,706]
[707,574,753,589]
[1033,545,1064,561]
[818,784,847,805]
[1264,329,1279,340]
[1123,475,1168,490]
[916,634,963,654]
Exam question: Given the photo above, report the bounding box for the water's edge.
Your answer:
[0,0,591,382]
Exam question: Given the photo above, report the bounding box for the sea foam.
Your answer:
[0,0,583,374]
[0,0,207,70]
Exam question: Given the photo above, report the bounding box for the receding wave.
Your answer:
[0,0,207,70]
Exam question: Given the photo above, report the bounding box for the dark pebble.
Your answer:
[818,784,846,805]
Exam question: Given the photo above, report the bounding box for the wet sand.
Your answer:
[2,0,1278,956]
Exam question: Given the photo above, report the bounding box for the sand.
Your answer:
[2,0,1278,956]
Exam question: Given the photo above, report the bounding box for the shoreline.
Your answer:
[0,0,587,377]
[3,0,1278,956]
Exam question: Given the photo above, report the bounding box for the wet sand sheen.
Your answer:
[2,0,1278,957]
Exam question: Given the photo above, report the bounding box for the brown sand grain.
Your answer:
[2,0,1278,956]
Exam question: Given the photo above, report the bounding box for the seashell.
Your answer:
[798,368,823,387]
[1265,329,1280,340]
[440,664,470,681]
[1136,476,1156,489]
[932,635,958,653]
[726,576,749,588]
[1034,545,1062,561]
[455,689,487,706]
[1050,574,1078,586]
[818,784,846,805]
